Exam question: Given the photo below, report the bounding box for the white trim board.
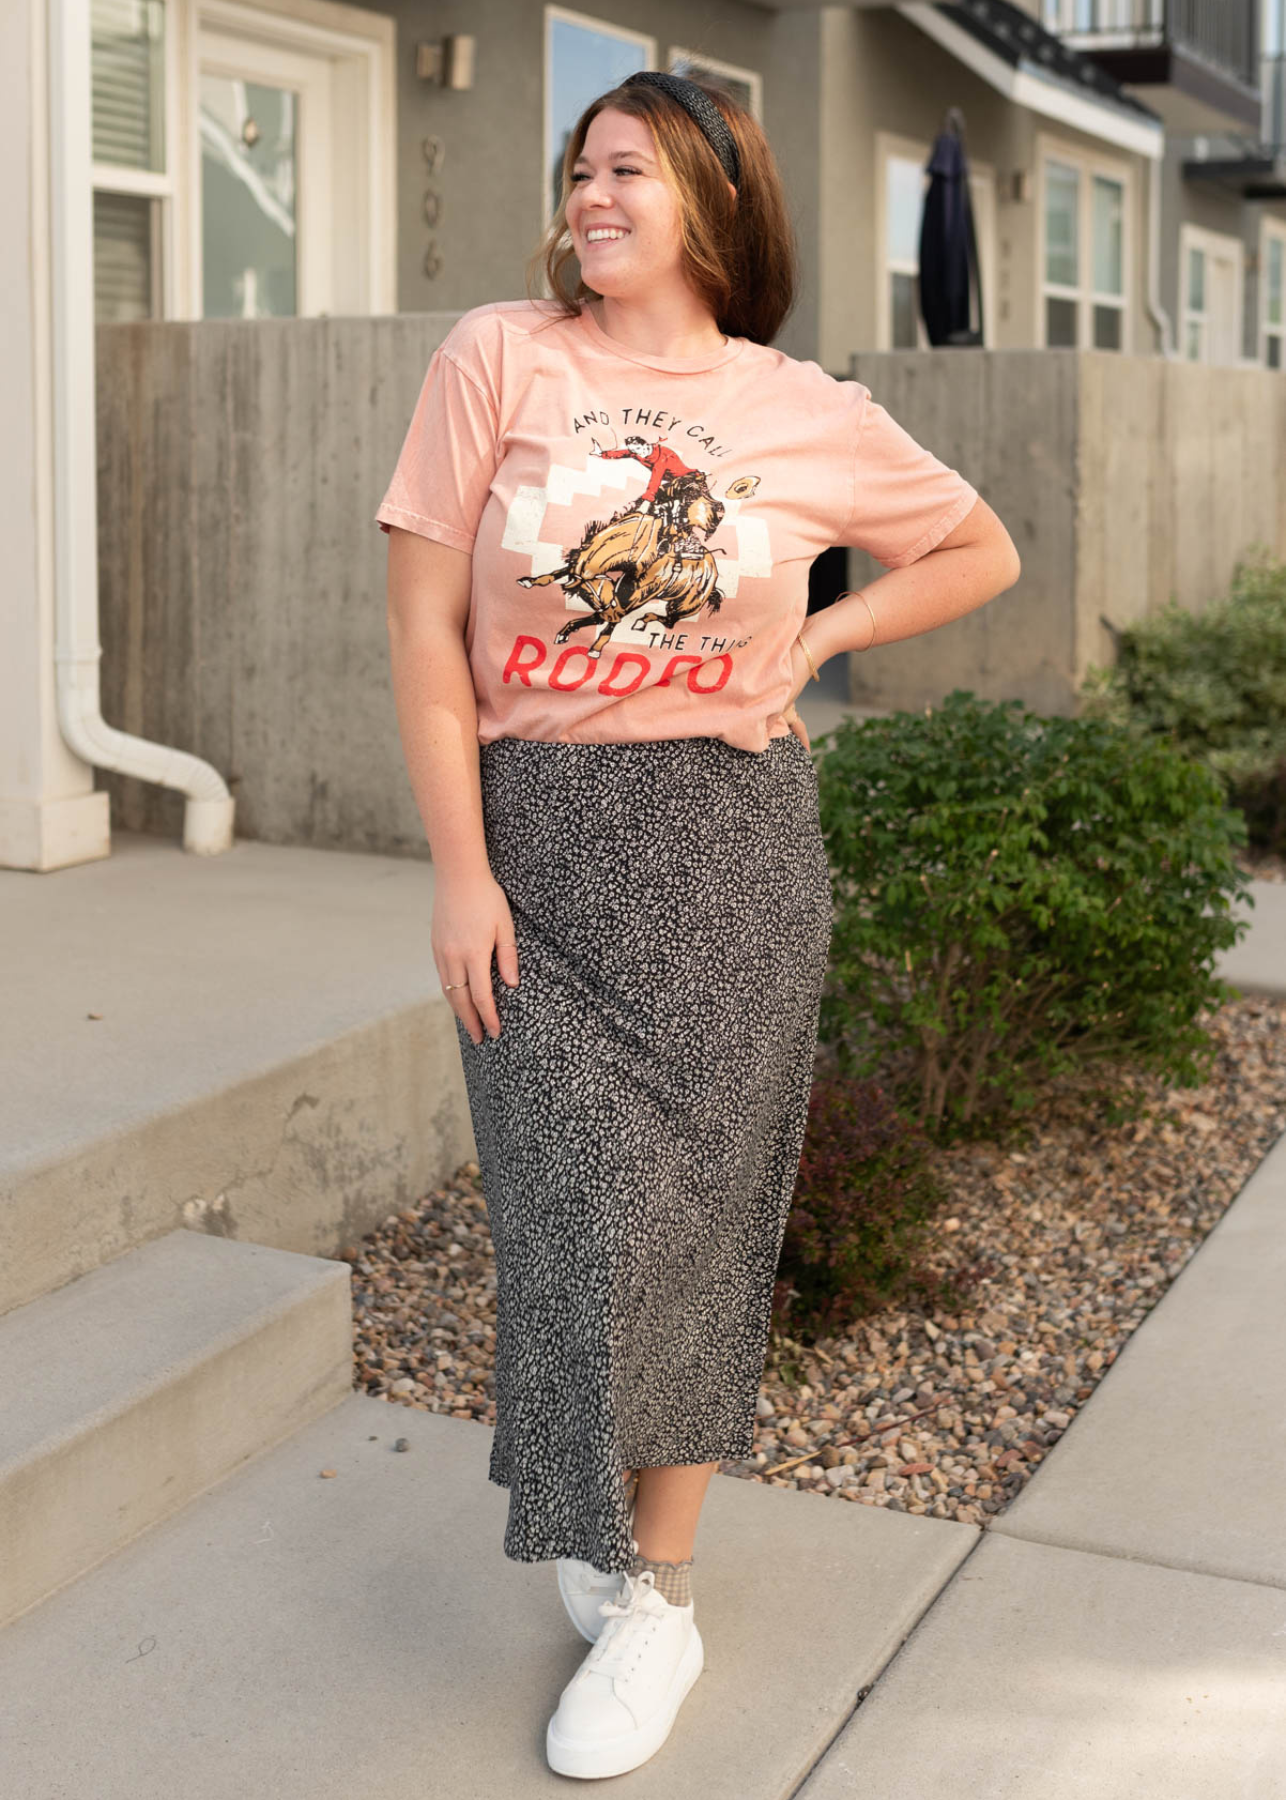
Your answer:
[1260,214,1286,366]
[897,2,1165,162]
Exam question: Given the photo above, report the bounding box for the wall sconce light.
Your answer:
[1002,169,1032,203]
[416,35,475,89]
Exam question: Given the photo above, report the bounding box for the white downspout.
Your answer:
[48,0,234,855]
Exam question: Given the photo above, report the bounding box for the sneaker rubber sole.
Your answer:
[545,1620,705,1779]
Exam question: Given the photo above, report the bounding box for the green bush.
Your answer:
[1081,552,1286,841]
[811,691,1251,1136]
[773,1075,971,1343]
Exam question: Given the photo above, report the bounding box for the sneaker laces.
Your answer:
[587,1570,665,1681]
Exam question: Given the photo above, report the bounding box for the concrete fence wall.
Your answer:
[95,322,1286,854]
[844,348,1286,717]
[95,315,459,856]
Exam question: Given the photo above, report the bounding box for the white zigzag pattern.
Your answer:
[723,509,773,588]
[501,457,637,589]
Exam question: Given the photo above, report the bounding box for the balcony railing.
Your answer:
[1046,0,1259,89]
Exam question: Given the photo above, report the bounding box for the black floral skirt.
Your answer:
[454,730,834,1574]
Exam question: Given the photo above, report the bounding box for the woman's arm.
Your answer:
[385,526,491,880]
[802,495,1021,666]
[386,525,519,1045]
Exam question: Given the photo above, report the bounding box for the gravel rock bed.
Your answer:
[344,996,1286,1530]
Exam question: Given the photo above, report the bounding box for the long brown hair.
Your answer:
[524,76,798,346]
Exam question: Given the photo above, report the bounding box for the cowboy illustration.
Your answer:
[589,434,698,518]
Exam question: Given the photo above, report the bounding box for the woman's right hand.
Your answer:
[432,869,520,1046]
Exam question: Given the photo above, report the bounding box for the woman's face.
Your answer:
[566,108,685,299]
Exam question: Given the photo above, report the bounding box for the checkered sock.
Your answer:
[628,1550,693,1608]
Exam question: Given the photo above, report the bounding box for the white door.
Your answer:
[1182,228,1244,364]
[1207,250,1239,365]
[197,27,333,316]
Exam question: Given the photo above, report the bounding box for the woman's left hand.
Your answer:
[774,639,812,751]
[781,700,810,752]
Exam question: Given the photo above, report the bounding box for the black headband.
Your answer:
[620,70,741,191]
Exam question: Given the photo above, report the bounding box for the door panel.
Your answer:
[197,26,332,316]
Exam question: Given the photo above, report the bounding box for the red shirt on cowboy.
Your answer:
[592,438,697,504]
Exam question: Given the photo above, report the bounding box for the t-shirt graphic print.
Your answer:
[375,300,979,754]
[512,418,771,704]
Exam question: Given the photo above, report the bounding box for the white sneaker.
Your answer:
[545,1569,704,1779]
[556,1556,626,1643]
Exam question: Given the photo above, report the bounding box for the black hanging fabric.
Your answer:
[918,106,985,348]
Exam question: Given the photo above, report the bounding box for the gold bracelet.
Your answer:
[839,590,877,651]
[859,592,877,651]
[795,630,821,683]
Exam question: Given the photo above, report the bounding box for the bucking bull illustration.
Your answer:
[516,434,760,660]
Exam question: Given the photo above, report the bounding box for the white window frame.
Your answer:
[1259,214,1286,368]
[91,0,188,318]
[1178,220,1245,365]
[543,7,656,233]
[875,130,995,351]
[666,45,762,120]
[1036,131,1133,352]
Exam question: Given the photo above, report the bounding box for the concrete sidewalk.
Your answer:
[1221,873,1286,1000]
[799,1115,1286,1799]
[0,1394,973,1799]
[4,1124,1285,1796]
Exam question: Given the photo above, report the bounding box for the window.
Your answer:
[90,0,173,320]
[667,47,762,119]
[1263,223,1285,369]
[198,59,303,319]
[1090,172,1124,347]
[887,154,929,349]
[1040,143,1128,349]
[545,9,653,226]
[1185,243,1207,361]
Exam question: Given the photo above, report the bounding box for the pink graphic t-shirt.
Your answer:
[376,299,979,754]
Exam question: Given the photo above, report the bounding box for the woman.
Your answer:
[378,69,1020,1780]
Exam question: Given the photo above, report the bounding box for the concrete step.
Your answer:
[0,830,476,1319]
[0,1228,352,1631]
[0,1394,976,1800]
